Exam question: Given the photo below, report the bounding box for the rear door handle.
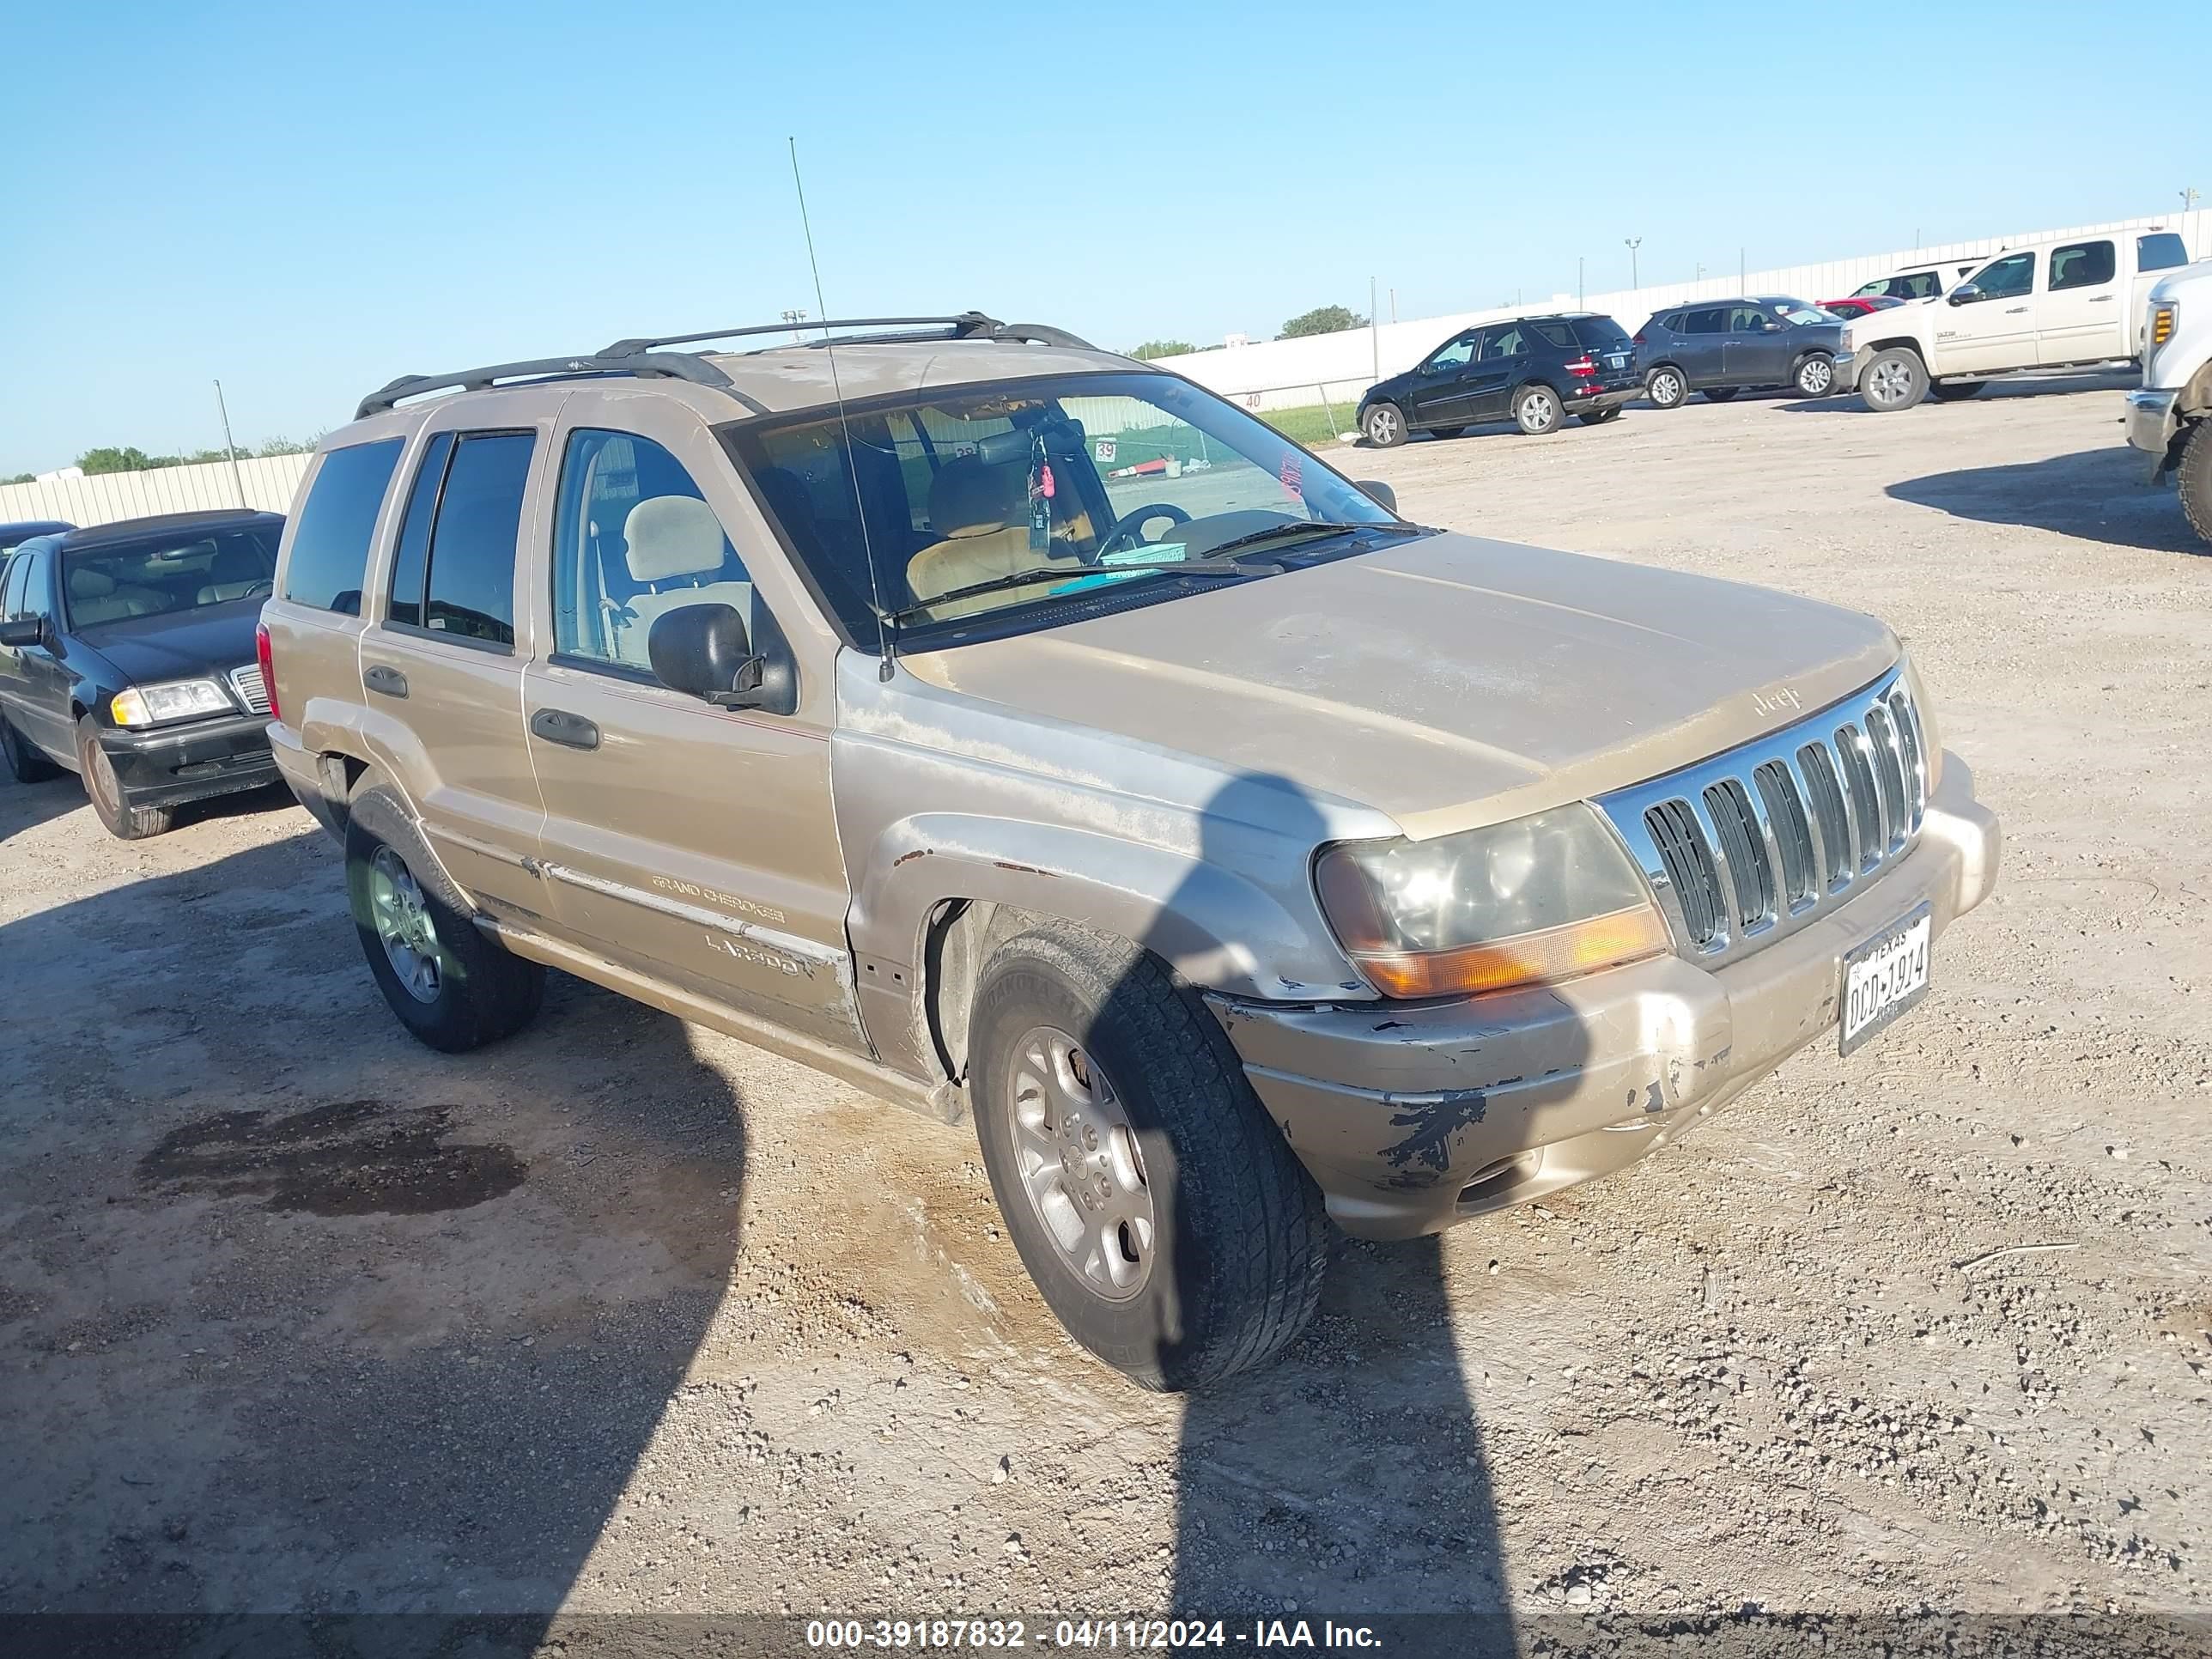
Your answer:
[531,708,600,751]
[364,665,408,698]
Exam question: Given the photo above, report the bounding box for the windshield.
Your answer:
[725,371,1409,642]
[61,524,279,629]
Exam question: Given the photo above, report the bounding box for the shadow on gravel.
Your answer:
[0,830,747,1638]
[1774,366,2136,416]
[1887,447,2204,554]
[0,771,84,846]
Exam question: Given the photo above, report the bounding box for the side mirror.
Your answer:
[1356,480,1398,514]
[0,617,44,648]
[1758,318,1782,331]
[1948,284,1982,306]
[648,603,767,709]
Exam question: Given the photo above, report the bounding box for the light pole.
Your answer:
[1577,255,1584,307]
[1369,275,1379,383]
[2184,187,2203,213]
[212,380,246,509]
[1624,237,1642,289]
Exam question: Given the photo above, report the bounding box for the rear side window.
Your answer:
[392,431,533,649]
[1899,271,1942,299]
[1480,323,1529,358]
[1683,308,1727,335]
[1530,319,1577,349]
[283,439,403,616]
[2049,240,2115,291]
[386,433,455,629]
[2139,232,2189,272]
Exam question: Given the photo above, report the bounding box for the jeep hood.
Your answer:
[897,531,1899,839]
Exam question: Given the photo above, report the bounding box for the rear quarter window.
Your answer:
[2138,232,2190,272]
[1571,317,1632,351]
[1529,320,1577,349]
[283,439,404,616]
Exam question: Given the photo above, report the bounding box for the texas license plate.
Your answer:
[1607,354,1627,368]
[1838,902,1932,1056]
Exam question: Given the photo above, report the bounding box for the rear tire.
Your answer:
[1793,354,1835,397]
[1861,347,1929,411]
[76,719,173,839]
[1361,403,1408,447]
[1577,407,1625,426]
[0,713,59,783]
[1928,380,1987,402]
[2178,420,2212,548]
[968,920,1329,1391]
[345,786,544,1053]
[1645,366,1687,409]
[1425,425,1466,440]
[1513,384,1563,434]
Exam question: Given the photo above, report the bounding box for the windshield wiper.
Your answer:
[1194,520,1386,562]
[885,560,1253,625]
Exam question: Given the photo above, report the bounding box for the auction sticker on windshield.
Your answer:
[1839,902,1932,1056]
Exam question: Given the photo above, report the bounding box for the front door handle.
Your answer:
[364,665,408,698]
[531,708,599,751]
[2004,307,2029,315]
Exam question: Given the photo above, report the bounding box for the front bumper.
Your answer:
[1210,755,2000,1239]
[1832,346,1867,394]
[100,712,276,808]
[2125,387,2180,479]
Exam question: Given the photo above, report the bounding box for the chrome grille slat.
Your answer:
[1597,665,1931,968]
[228,663,270,716]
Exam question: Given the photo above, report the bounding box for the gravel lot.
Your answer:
[4,373,2209,1645]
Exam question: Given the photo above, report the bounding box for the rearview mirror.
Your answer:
[1948,283,1983,306]
[1356,480,1398,514]
[0,617,43,648]
[649,603,766,708]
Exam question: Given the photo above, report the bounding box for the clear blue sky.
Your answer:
[3,0,2202,475]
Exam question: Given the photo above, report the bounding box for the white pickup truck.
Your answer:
[1838,228,2193,411]
[2125,258,2212,544]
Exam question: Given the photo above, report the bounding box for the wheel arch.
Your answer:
[1861,335,1928,363]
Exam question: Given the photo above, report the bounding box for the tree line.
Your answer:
[1127,304,1371,362]
[4,437,319,487]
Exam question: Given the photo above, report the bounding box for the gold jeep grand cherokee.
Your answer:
[260,312,2000,1389]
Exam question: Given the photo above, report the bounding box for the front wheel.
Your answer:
[969,921,1329,1391]
[345,788,544,1052]
[1514,384,1563,434]
[2179,420,2212,547]
[1928,380,1986,402]
[1861,347,1929,411]
[1645,366,1687,410]
[76,719,172,839]
[1361,403,1407,447]
[1794,354,1835,397]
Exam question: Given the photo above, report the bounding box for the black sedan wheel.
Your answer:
[1794,354,1836,397]
[1361,403,1408,447]
[76,719,173,840]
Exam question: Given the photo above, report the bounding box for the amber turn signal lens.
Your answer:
[2150,305,2175,347]
[1347,905,1670,999]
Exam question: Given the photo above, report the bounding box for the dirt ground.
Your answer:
[4,372,2209,1645]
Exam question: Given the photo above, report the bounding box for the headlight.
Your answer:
[111,678,233,727]
[1315,805,1669,999]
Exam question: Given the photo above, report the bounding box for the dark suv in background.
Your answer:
[1635,297,1847,407]
[1358,312,1640,445]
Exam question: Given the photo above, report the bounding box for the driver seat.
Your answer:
[905,458,1082,621]
[197,541,273,605]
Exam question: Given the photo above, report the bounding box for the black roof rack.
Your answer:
[355,351,736,421]
[599,314,1096,355]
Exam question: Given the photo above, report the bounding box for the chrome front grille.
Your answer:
[228,663,270,715]
[1599,665,1929,964]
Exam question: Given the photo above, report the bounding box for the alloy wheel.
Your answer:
[1866,359,1914,408]
[1005,1025,1154,1301]
[1800,357,1834,395]
[368,846,442,1003]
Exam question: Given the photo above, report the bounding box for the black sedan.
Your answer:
[0,508,283,838]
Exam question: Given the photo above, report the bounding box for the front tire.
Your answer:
[1361,403,1408,447]
[1513,384,1563,434]
[969,921,1329,1391]
[1861,347,1929,411]
[345,787,544,1053]
[76,719,172,839]
[1794,354,1836,397]
[1928,380,1986,402]
[2179,420,2212,547]
[1645,366,1687,409]
[1,713,60,783]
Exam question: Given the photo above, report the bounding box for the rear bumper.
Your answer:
[1566,385,1640,412]
[1211,756,2000,1239]
[268,721,347,841]
[100,714,276,808]
[2125,387,2180,478]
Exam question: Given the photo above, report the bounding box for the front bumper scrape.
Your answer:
[1209,756,2000,1240]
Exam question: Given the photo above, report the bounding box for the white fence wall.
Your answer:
[1170,210,2211,412]
[0,453,313,531]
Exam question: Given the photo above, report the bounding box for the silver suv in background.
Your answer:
[259,313,2001,1389]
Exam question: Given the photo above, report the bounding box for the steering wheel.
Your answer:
[243,578,275,600]
[1097,501,1193,559]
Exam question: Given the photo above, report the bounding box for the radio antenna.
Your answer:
[789,136,896,681]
